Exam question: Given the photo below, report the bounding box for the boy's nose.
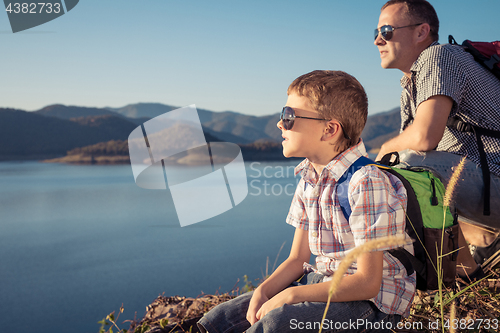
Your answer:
[277,119,284,130]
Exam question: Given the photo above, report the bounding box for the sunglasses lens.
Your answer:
[281,107,295,130]
[283,119,293,130]
[380,25,393,41]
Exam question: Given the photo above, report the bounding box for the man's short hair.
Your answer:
[287,70,368,151]
[382,0,439,41]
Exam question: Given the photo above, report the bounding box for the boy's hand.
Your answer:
[255,289,293,322]
[246,289,269,325]
[246,228,310,325]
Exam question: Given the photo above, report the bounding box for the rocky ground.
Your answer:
[126,293,236,333]
[121,274,500,333]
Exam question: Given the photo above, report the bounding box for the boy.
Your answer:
[197,70,415,333]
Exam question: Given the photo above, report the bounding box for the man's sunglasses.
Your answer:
[280,106,351,140]
[374,23,423,41]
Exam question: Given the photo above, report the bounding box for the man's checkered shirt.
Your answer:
[400,41,500,176]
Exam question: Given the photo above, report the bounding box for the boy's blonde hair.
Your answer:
[287,70,368,152]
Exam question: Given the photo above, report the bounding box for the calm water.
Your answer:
[0,161,300,333]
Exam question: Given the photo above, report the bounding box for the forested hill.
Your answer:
[0,104,400,161]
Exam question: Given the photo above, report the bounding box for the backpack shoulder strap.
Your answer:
[449,34,500,79]
[446,116,500,216]
[337,156,374,220]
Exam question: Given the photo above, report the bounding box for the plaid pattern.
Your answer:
[286,141,416,316]
[400,41,500,177]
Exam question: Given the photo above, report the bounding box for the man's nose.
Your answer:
[374,32,386,46]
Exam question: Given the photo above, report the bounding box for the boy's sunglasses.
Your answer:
[374,23,423,41]
[280,106,351,140]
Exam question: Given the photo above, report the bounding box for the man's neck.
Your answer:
[402,40,435,78]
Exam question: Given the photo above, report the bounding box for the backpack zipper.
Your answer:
[430,177,438,206]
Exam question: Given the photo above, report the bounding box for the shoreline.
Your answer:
[42,154,131,164]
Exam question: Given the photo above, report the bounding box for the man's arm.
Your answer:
[254,250,384,321]
[376,95,453,161]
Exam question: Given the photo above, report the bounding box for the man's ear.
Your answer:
[415,23,431,42]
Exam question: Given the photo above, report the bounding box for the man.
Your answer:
[374,0,500,278]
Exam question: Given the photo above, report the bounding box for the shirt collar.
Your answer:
[294,139,368,186]
[400,41,440,88]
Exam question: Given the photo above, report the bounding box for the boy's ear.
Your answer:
[322,120,341,141]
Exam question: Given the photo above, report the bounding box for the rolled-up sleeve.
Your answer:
[286,178,309,231]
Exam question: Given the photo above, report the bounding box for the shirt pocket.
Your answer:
[319,201,354,256]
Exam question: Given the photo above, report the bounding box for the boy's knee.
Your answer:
[197,292,254,333]
[196,319,210,333]
[246,305,295,333]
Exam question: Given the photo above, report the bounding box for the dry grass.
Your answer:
[400,270,500,332]
[443,157,466,208]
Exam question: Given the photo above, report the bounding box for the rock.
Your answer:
[131,293,235,333]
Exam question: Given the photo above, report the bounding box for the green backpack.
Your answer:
[338,153,458,290]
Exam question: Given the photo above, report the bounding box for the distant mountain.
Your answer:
[200,111,281,143]
[36,103,279,144]
[69,115,138,140]
[0,103,402,161]
[106,102,402,147]
[108,103,282,144]
[35,104,120,120]
[107,103,177,119]
[0,109,137,159]
[361,107,401,151]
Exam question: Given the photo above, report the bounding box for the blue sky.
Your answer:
[1,0,499,116]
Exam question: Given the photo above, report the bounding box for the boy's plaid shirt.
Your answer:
[286,141,416,317]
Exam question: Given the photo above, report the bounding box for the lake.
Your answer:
[0,160,301,333]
